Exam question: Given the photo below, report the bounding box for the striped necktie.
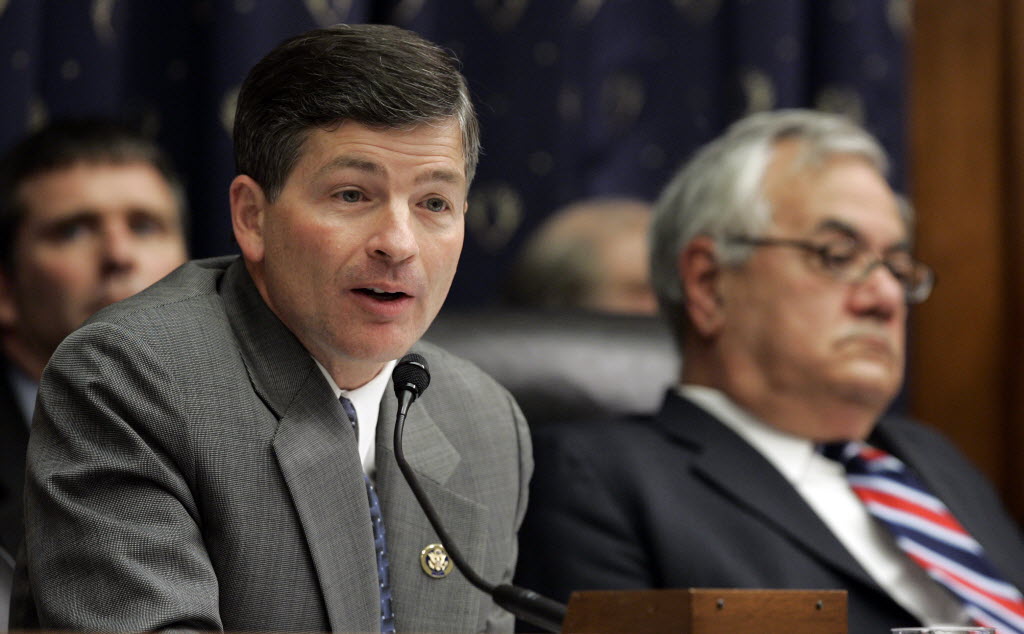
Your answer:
[822,441,1024,633]
[340,396,395,634]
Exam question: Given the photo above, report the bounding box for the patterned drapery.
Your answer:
[0,0,907,306]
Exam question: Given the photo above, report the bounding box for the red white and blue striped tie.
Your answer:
[822,441,1024,633]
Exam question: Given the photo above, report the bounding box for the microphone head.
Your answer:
[393,353,431,401]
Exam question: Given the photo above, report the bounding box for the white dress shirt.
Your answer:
[679,384,969,627]
[316,358,397,479]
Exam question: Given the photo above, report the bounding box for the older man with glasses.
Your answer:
[515,109,1024,633]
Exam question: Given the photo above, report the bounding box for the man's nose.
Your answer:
[367,203,419,263]
[100,223,137,272]
[850,259,905,318]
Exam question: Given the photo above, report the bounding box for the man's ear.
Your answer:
[679,235,726,337]
[230,175,267,264]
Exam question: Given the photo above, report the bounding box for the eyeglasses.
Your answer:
[726,235,935,304]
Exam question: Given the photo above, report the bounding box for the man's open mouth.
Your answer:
[355,287,409,301]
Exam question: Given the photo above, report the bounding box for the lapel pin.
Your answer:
[420,543,453,579]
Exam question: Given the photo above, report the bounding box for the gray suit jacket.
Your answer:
[15,256,532,633]
[516,391,1024,633]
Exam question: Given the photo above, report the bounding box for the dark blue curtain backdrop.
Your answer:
[0,0,908,307]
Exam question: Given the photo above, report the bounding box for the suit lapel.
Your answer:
[377,377,460,484]
[272,378,380,632]
[657,392,879,589]
[375,376,487,633]
[222,260,379,632]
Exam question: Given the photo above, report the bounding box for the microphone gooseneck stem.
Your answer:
[392,392,566,633]
[394,393,494,593]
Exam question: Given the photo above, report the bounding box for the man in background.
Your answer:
[15,24,530,633]
[503,197,657,315]
[0,119,189,624]
[516,110,1024,632]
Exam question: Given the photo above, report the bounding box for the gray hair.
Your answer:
[649,109,902,333]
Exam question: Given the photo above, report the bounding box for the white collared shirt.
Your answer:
[678,384,969,627]
[315,359,397,479]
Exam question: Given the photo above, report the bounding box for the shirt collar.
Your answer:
[314,359,397,432]
[677,384,819,484]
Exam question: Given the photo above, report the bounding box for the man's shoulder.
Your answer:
[530,409,664,461]
[86,256,238,327]
[410,339,507,395]
[529,389,689,443]
[407,339,528,431]
[58,256,242,364]
[527,391,738,476]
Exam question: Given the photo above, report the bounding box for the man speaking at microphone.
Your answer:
[14,24,531,633]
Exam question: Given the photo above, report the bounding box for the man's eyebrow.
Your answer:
[811,218,861,239]
[315,158,463,187]
[42,210,99,226]
[317,156,384,177]
[812,218,910,251]
[413,168,464,186]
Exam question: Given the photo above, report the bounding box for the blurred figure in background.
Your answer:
[0,119,189,620]
[516,110,1024,633]
[504,197,657,316]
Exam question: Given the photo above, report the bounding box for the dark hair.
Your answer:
[233,23,480,201]
[0,118,187,270]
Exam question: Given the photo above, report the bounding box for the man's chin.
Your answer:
[341,324,423,365]
[834,371,902,410]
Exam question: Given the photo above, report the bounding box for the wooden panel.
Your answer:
[1001,0,1024,520]
[909,1,1009,501]
[562,589,846,634]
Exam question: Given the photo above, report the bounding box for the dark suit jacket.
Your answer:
[515,391,1024,633]
[0,357,29,559]
[14,256,532,633]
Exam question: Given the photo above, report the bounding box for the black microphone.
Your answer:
[393,352,430,419]
[391,353,567,633]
